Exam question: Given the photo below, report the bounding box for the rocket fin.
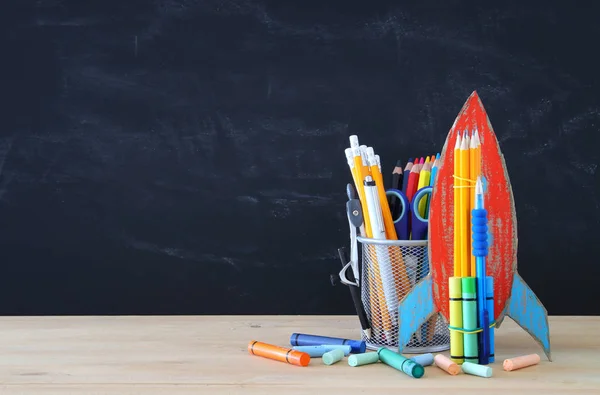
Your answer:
[505,272,552,361]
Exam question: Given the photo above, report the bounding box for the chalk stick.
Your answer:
[322,349,345,365]
[292,345,351,358]
[377,348,424,378]
[462,361,492,378]
[348,352,379,367]
[410,353,434,367]
[503,354,541,371]
[434,354,460,375]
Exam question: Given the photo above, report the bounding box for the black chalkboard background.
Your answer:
[1,1,599,315]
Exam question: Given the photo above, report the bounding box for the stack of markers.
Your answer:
[448,129,495,367]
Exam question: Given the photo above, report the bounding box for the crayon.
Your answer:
[290,333,366,354]
[292,345,351,358]
[461,277,479,363]
[377,348,424,378]
[503,354,541,371]
[323,349,345,365]
[410,353,434,366]
[348,352,380,367]
[248,341,310,367]
[434,354,460,375]
[462,361,492,378]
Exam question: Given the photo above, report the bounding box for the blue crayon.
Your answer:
[292,345,351,358]
[410,353,434,366]
[486,276,495,363]
[290,333,366,354]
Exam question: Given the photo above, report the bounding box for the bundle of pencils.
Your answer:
[448,130,495,366]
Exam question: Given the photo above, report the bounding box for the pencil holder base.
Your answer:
[358,237,450,354]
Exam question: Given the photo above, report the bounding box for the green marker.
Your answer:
[323,349,345,365]
[348,352,379,367]
[462,277,479,363]
[377,348,424,378]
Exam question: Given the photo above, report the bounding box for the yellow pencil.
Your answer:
[417,159,432,217]
[469,130,479,276]
[459,132,470,277]
[453,135,462,277]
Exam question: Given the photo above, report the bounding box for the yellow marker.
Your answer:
[453,135,462,277]
[449,277,464,364]
[459,133,470,277]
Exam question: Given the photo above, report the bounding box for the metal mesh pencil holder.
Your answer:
[357,236,450,353]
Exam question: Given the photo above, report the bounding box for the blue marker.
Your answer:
[472,177,490,365]
[290,333,366,354]
[292,345,351,358]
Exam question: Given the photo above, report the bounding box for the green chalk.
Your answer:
[348,352,379,367]
[323,348,345,365]
[462,277,479,363]
[462,361,492,377]
[377,348,424,378]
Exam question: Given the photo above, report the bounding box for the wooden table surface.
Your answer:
[0,316,598,394]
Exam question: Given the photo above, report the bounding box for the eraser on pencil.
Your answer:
[410,353,434,367]
[503,354,541,371]
[323,349,345,365]
[462,362,492,378]
[292,345,351,358]
[348,352,379,367]
[434,354,460,375]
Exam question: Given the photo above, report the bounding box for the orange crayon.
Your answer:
[503,354,541,371]
[248,341,310,367]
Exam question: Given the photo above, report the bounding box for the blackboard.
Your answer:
[1,1,599,315]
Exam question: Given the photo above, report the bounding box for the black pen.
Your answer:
[337,246,371,339]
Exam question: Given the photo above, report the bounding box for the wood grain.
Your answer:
[0,316,598,394]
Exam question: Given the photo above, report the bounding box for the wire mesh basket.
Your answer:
[357,236,450,353]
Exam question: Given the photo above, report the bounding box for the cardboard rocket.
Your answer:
[396,91,552,361]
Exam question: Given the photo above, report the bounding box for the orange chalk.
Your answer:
[248,341,310,367]
[434,354,460,375]
[503,354,541,371]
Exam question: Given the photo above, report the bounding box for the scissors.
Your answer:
[338,183,363,287]
[385,186,432,241]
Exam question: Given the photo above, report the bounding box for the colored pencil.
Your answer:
[402,158,413,193]
[453,135,462,277]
